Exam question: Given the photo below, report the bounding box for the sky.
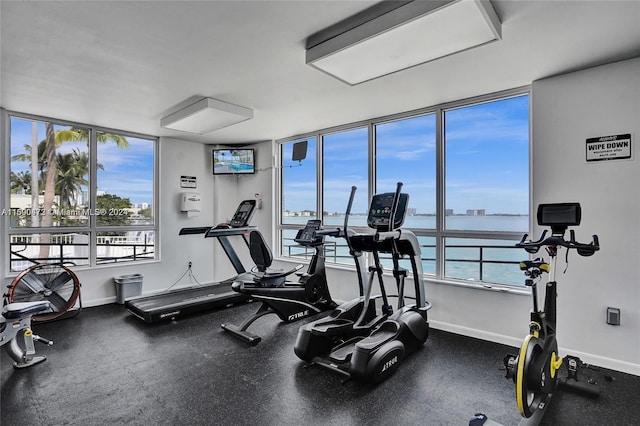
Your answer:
[283,94,529,215]
[9,117,154,205]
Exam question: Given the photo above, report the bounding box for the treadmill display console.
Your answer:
[367,193,409,231]
[229,200,257,228]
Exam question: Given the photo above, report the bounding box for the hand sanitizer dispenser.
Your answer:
[180,192,201,217]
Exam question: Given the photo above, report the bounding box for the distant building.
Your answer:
[407,208,416,216]
[445,209,454,216]
[466,209,486,216]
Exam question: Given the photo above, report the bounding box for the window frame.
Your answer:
[3,109,159,274]
[276,86,531,288]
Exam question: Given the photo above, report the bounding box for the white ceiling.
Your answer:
[2,1,639,145]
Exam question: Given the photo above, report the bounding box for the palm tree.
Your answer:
[56,151,86,208]
[10,171,32,194]
[37,124,128,260]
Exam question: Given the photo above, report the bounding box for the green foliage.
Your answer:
[97,194,132,232]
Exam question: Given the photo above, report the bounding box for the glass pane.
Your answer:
[96,230,155,265]
[375,114,436,226]
[444,95,529,231]
[96,132,154,226]
[280,229,348,266]
[376,235,436,276]
[444,237,523,285]
[418,235,436,276]
[9,232,90,272]
[282,138,317,225]
[322,127,369,228]
[10,117,90,227]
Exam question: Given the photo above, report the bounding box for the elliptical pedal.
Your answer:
[328,337,360,363]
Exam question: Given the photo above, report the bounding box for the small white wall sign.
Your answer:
[586,134,631,162]
[180,175,197,188]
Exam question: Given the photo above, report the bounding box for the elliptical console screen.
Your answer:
[229,200,257,228]
[367,193,409,231]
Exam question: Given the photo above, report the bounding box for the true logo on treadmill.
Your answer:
[380,355,398,373]
[159,310,181,319]
[288,310,309,321]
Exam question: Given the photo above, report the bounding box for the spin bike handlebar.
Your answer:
[517,230,600,256]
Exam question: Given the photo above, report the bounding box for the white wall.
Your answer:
[209,142,274,282]
[72,137,222,303]
[530,58,640,374]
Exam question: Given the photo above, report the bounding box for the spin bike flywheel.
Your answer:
[515,334,560,418]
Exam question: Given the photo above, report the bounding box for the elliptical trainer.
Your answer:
[503,203,600,421]
[221,220,337,345]
[294,182,431,383]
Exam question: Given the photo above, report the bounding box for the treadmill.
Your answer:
[125,200,257,323]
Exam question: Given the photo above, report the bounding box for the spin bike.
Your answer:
[221,220,338,345]
[503,202,600,421]
[294,182,431,383]
[1,300,54,368]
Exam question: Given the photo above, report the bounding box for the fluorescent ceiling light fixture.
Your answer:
[161,97,254,134]
[306,0,501,85]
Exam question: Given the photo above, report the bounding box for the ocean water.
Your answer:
[282,215,531,286]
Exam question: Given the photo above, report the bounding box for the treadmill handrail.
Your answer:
[205,226,257,238]
[178,227,211,235]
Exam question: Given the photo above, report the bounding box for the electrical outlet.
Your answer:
[607,307,620,326]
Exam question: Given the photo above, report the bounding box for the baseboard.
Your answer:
[83,296,117,307]
[429,320,524,348]
[556,346,640,376]
[429,320,640,376]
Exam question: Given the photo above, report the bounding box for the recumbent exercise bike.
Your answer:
[1,300,53,368]
[221,220,337,344]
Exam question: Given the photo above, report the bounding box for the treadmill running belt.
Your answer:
[125,282,250,323]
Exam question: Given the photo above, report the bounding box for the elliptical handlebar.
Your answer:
[517,230,600,256]
[387,182,403,232]
[343,186,358,254]
[374,230,401,242]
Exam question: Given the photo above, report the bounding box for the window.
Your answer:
[375,113,437,274]
[282,137,317,225]
[280,137,317,260]
[322,127,369,227]
[442,95,529,284]
[7,113,157,272]
[277,89,529,287]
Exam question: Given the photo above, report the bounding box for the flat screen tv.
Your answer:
[212,148,255,175]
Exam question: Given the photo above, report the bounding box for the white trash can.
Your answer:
[114,274,143,304]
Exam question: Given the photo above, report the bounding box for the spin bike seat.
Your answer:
[2,301,51,319]
[519,259,550,272]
